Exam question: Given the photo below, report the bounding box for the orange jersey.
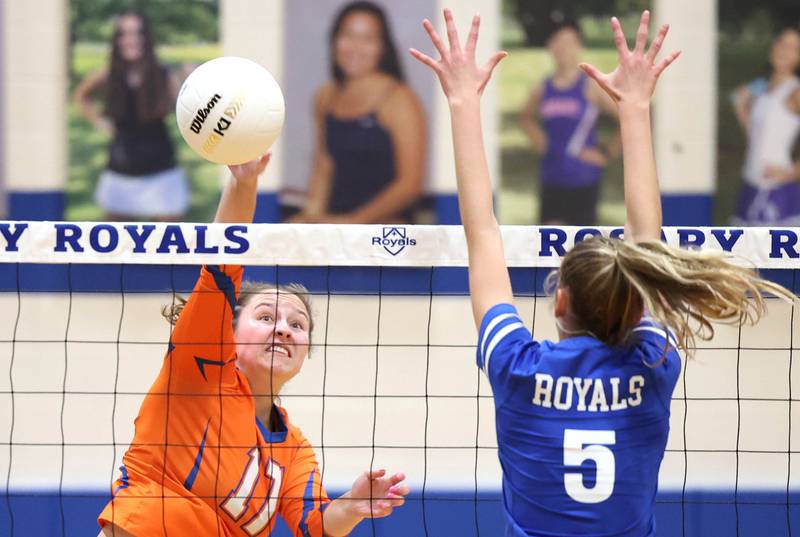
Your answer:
[98,265,330,536]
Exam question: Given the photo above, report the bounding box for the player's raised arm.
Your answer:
[579,11,680,243]
[410,10,509,327]
[161,153,271,390]
[214,153,271,224]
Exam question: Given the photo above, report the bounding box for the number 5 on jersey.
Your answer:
[563,429,616,504]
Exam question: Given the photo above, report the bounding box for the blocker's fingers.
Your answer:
[478,51,508,94]
[578,63,604,84]
[422,19,449,60]
[465,14,480,54]
[579,63,621,102]
[611,17,629,57]
[409,48,441,73]
[654,50,681,77]
[484,51,508,74]
[646,23,670,63]
[443,8,462,52]
[634,10,651,54]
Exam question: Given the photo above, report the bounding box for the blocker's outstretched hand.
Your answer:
[579,11,680,107]
[590,11,681,243]
[409,9,507,105]
[409,8,514,327]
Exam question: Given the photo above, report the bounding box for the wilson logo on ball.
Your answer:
[189,93,222,134]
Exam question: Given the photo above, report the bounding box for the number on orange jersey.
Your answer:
[221,447,285,535]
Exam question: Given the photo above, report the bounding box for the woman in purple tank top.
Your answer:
[519,22,619,225]
[291,1,426,225]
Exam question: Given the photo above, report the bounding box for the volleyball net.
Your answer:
[1,221,800,537]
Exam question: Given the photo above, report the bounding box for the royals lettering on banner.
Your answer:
[0,223,28,252]
[50,223,249,256]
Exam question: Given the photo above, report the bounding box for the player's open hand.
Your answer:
[410,9,507,105]
[579,11,680,107]
[227,152,271,182]
[347,469,409,519]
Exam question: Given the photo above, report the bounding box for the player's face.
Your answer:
[334,12,384,79]
[234,291,311,392]
[547,28,582,69]
[116,15,145,62]
[770,29,800,75]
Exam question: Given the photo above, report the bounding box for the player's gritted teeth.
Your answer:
[266,343,291,358]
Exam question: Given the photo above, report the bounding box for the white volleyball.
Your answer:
[176,56,285,165]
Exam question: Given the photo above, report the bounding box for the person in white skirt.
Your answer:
[73,10,190,221]
[732,27,800,226]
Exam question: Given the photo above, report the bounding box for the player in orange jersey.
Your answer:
[98,153,409,537]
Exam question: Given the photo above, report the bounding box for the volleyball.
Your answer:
[175,56,285,165]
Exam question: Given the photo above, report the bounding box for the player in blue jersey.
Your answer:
[411,9,794,537]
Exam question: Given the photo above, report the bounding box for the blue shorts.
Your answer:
[733,182,800,226]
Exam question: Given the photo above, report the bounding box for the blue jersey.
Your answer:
[477,304,681,537]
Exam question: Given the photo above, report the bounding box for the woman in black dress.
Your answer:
[73,10,189,221]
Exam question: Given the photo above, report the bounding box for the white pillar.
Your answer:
[2,0,68,220]
[220,0,285,222]
[431,0,501,223]
[653,0,717,225]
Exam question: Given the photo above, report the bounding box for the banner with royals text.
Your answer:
[1,222,799,268]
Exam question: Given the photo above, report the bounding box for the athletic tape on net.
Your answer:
[1,222,799,268]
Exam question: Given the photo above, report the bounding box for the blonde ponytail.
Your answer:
[547,237,795,356]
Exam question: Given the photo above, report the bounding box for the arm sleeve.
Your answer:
[476,303,535,392]
[166,264,242,391]
[279,434,331,537]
